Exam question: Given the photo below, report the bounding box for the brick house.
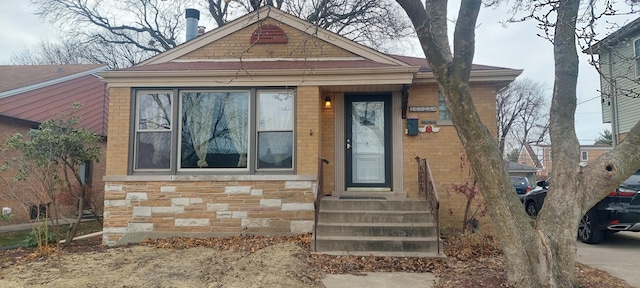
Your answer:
[99,7,521,247]
[518,143,613,179]
[0,64,109,225]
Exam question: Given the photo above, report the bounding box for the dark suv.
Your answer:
[510,176,531,201]
[523,170,640,244]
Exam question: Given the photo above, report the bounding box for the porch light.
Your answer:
[324,97,331,108]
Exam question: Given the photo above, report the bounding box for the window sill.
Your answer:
[104,174,316,182]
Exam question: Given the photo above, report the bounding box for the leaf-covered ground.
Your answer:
[0,233,632,287]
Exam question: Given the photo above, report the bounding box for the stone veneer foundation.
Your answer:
[102,176,316,246]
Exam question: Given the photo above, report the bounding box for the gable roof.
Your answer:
[0,65,110,136]
[101,6,521,86]
[585,17,640,54]
[139,6,406,67]
[523,143,543,169]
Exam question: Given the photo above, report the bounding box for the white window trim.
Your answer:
[581,151,588,161]
[634,37,640,79]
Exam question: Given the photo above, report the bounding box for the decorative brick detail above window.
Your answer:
[250,25,288,44]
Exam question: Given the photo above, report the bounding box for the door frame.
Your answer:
[332,91,405,197]
[344,93,392,189]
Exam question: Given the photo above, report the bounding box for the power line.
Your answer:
[577,96,601,105]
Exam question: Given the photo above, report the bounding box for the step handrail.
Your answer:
[415,157,440,254]
[314,158,330,252]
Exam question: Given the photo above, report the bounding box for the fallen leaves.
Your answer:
[0,232,634,287]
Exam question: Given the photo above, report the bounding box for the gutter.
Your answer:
[607,49,620,146]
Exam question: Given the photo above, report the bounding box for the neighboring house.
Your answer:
[0,64,109,225]
[518,143,544,179]
[99,7,521,246]
[518,144,613,179]
[586,17,640,145]
[507,161,537,186]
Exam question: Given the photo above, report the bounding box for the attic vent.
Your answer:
[250,25,288,44]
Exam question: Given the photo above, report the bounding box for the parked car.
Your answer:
[523,170,640,244]
[510,176,531,202]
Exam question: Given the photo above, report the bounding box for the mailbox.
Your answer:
[407,118,418,136]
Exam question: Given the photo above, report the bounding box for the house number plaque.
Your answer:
[409,106,437,112]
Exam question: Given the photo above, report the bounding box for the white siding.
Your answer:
[598,31,640,135]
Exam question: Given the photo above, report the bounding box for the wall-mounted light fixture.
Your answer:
[324,97,332,108]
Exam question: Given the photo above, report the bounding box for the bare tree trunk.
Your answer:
[532,0,582,286]
[397,0,640,286]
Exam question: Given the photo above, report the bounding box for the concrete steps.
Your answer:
[313,196,445,258]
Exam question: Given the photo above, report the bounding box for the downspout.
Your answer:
[607,49,620,146]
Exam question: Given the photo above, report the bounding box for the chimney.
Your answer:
[185,8,200,41]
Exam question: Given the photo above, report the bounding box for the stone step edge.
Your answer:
[314,235,440,241]
[318,210,433,214]
[316,222,435,227]
[311,250,447,259]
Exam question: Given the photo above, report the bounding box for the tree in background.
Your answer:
[395,0,640,286]
[595,129,613,146]
[506,149,520,162]
[3,105,102,248]
[22,0,413,68]
[496,78,549,156]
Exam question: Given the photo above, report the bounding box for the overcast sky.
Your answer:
[0,1,633,145]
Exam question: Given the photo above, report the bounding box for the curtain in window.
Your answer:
[183,93,216,168]
[222,93,248,167]
[258,92,293,168]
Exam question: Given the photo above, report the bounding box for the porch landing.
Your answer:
[312,196,446,259]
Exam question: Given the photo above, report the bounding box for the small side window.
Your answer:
[581,151,588,161]
[634,38,640,78]
[438,91,450,120]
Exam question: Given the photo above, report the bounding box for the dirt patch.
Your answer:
[0,242,322,288]
[0,233,633,288]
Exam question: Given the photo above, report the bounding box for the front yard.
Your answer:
[0,233,632,287]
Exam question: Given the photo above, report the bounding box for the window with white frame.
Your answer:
[581,151,588,161]
[133,89,295,173]
[635,38,640,78]
[438,91,450,120]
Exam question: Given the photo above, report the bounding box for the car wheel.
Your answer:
[525,201,538,218]
[578,212,604,244]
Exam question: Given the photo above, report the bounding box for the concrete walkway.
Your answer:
[322,232,640,288]
[577,232,640,287]
[323,272,437,288]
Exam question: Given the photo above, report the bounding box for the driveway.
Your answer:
[577,232,640,287]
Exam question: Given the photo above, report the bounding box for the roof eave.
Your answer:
[0,66,109,99]
[413,69,523,85]
[100,66,420,87]
[584,17,640,54]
